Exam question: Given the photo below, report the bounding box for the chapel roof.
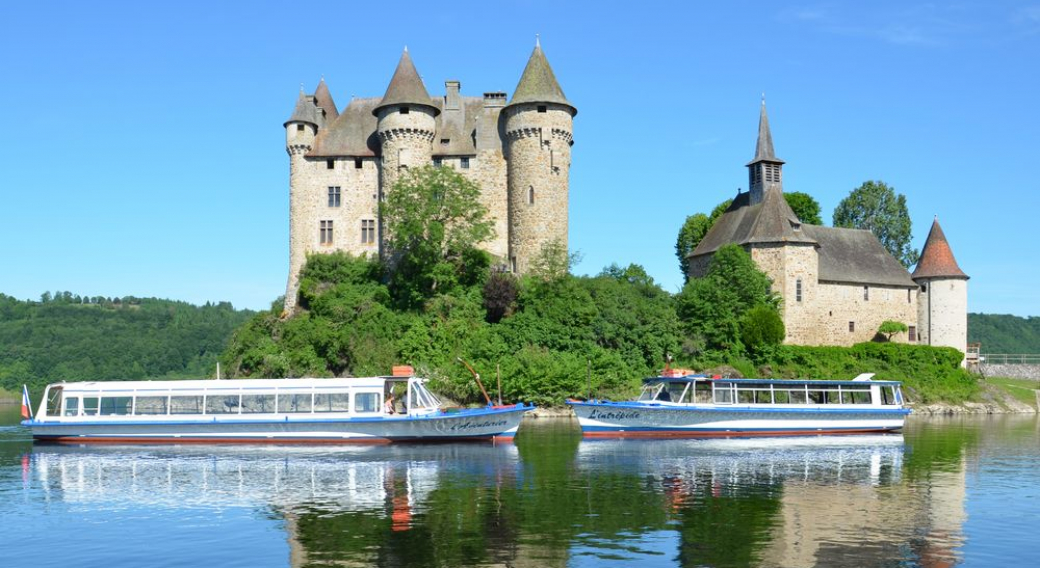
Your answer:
[373,48,439,116]
[747,100,784,166]
[506,40,576,115]
[912,217,968,280]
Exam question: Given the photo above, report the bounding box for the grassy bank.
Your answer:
[984,377,1039,409]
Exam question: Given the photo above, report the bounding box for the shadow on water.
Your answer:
[2,411,1037,567]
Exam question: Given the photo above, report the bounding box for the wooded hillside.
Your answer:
[969,313,1040,353]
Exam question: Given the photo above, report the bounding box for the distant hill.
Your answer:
[0,292,255,394]
[968,313,1040,354]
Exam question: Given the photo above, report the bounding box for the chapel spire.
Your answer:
[746,98,785,204]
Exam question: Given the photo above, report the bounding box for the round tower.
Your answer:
[504,40,576,274]
[912,217,969,365]
[374,48,438,200]
[283,90,320,314]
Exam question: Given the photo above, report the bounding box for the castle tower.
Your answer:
[913,217,969,363]
[284,89,320,313]
[374,48,438,207]
[503,39,576,273]
[747,99,785,205]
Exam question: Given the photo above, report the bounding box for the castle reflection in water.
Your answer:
[27,423,966,567]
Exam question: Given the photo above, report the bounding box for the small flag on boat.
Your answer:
[21,385,33,420]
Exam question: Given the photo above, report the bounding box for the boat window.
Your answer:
[314,393,351,412]
[135,396,168,415]
[713,383,734,404]
[278,393,312,413]
[409,382,440,409]
[170,396,204,414]
[64,397,79,416]
[755,389,773,404]
[773,390,790,404]
[353,392,380,413]
[894,387,903,404]
[666,382,688,403]
[694,383,712,403]
[737,387,755,404]
[638,382,664,402]
[241,394,275,413]
[206,394,240,414]
[843,388,872,404]
[82,397,100,416]
[807,390,825,404]
[788,390,807,404]
[881,386,897,405]
[46,387,64,416]
[100,397,132,415]
[825,390,841,404]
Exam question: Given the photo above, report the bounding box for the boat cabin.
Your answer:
[636,376,904,407]
[36,377,444,421]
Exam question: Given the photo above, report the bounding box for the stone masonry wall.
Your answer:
[454,150,508,261]
[505,103,572,273]
[917,277,968,355]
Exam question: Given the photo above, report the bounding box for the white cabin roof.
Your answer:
[52,377,400,394]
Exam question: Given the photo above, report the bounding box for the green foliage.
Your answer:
[677,244,779,353]
[968,313,1040,353]
[674,198,734,281]
[878,320,908,341]
[380,165,495,308]
[833,180,919,267]
[482,270,518,323]
[762,343,977,404]
[0,293,254,395]
[783,191,823,225]
[740,305,786,351]
[527,239,580,282]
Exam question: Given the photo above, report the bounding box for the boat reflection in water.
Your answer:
[25,426,965,567]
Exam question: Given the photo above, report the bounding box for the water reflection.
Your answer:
[4,417,978,567]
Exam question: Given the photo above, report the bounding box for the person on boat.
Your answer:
[384,394,395,414]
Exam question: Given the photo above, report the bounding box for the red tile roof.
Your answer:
[912,218,968,279]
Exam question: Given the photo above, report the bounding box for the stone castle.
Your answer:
[282,42,575,312]
[688,102,969,359]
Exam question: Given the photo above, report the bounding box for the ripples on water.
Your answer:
[1,406,1038,568]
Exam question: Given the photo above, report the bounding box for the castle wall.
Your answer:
[453,151,509,261]
[917,277,968,362]
[505,103,573,273]
[376,106,436,199]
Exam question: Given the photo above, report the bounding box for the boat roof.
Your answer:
[643,376,904,386]
[49,377,415,394]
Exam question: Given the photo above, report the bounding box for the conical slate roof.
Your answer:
[746,100,784,166]
[314,78,339,121]
[506,40,576,115]
[373,48,439,116]
[912,217,968,280]
[284,90,318,127]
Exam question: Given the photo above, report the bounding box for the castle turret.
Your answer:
[374,48,438,201]
[283,89,321,313]
[747,99,785,205]
[913,217,969,363]
[504,39,576,273]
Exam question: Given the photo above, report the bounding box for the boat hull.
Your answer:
[26,406,530,445]
[568,402,908,439]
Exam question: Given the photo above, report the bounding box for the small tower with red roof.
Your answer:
[913,217,969,364]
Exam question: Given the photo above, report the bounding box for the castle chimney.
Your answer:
[482,91,506,108]
[445,80,461,110]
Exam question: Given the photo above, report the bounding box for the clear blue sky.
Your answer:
[1,1,1037,315]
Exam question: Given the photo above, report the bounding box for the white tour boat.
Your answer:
[23,370,532,444]
[567,372,910,438]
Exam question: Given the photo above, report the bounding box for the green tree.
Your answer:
[783,191,822,225]
[741,305,786,351]
[878,320,908,341]
[675,198,735,281]
[676,244,779,353]
[381,165,495,308]
[833,180,919,267]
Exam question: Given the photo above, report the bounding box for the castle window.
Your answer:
[399,106,409,114]
[849,321,855,333]
[908,326,917,342]
[795,278,802,302]
[907,289,912,303]
[440,139,450,145]
[296,124,305,132]
[528,186,535,205]
[460,157,470,169]
[537,105,547,113]
[326,159,334,170]
[921,284,927,293]
[328,186,341,208]
[320,220,334,245]
[433,157,443,168]
[355,158,363,169]
[863,286,869,301]
[361,220,376,244]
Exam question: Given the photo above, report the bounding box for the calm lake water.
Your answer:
[1,405,1038,567]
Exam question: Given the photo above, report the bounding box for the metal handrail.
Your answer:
[979,354,1040,365]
